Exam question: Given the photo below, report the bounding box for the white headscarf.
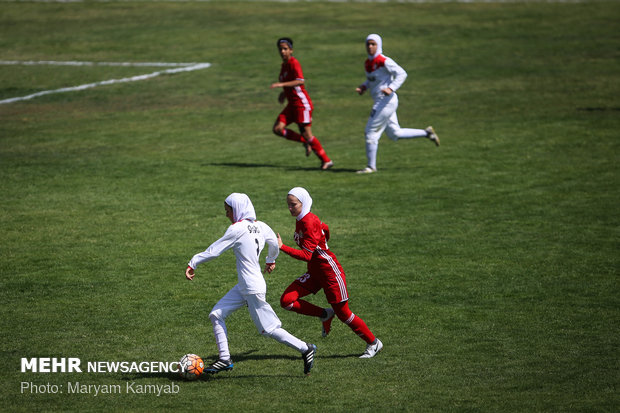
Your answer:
[288,187,312,221]
[225,193,256,222]
[366,33,383,59]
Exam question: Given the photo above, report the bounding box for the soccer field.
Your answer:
[1,1,618,411]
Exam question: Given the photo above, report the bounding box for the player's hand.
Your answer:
[382,87,393,96]
[185,266,195,281]
[264,263,276,274]
[356,87,365,95]
[276,233,283,248]
[270,82,281,89]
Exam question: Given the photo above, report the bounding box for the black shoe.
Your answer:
[205,358,233,374]
[302,343,317,375]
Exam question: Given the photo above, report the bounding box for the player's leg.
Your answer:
[358,99,390,173]
[247,293,317,375]
[280,276,324,317]
[384,111,430,142]
[273,108,307,143]
[300,123,333,170]
[331,301,375,343]
[206,285,245,372]
[380,95,439,145]
[315,254,382,357]
[332,300,383,358]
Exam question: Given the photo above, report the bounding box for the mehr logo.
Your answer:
[21,358,82,373]
[21,358,182,374]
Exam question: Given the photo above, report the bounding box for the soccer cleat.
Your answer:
[302,343,317,375]
[205,358,234,374]
[425,126,440,146]
[356,166,376,174]
[304,143,313,157]
[320,308,335,337]
[359,338,383,359]
[321,160,334,170]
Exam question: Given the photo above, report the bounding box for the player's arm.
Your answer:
[186,226,237,280]
[277,233,314,261]
[278,222,320,262]
[321,222,330,242]
[262,223,280,273]
[271,79,305,89]
[281,237,316,261]
[384,57,407,94]
[271,59,305,89]
[356,80,369,95]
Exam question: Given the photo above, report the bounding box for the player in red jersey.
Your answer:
[270,38,333,170]
[277,187,383,358]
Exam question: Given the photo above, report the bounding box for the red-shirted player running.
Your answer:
[277,187,383,358]
[270,38,333,170]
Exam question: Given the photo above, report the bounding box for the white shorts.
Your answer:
[209,284,282,335]
[365,93,399,144]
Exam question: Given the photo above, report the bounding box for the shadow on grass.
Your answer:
[232,351,360,362]
[205,161,358,173]
[119,349,359,382]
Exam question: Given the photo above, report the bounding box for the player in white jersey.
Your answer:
[185,193,317,375]
[355,33,440,174]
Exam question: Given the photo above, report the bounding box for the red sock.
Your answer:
[289,299,324,317]
[283,128,306,143]
[333,301,376,344]
[307,136,330,163]
[281,284,324,317]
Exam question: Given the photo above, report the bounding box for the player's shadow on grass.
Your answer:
[205,161,357,173]
[233,353,356,362]
[120,349,358,382]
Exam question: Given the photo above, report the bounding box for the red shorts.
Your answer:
[293,250,348,304]
[278,104,312,127]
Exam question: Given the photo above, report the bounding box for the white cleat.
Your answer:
[321,160,334,170]
[425,126,440,146]
[359,338,383,358]
[356,166,376,174]
[320,307,335,337]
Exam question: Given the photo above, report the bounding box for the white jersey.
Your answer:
[362,54,408,102]
[188,220,279,295]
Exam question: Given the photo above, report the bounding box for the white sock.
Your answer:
[267,327,308,353]
[211,318,231,361]
[366,142,378,170]
[392,128,428,139]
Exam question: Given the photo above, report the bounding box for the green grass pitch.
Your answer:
[1,1,618,411]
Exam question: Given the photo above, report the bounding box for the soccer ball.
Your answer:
[178,354,204,381]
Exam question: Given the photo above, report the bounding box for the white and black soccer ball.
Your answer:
[178,353,204,381]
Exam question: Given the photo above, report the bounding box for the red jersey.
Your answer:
[281,212,348,303]
[280,212,330,262]
[364,54,387,73]
[279,56,313,111]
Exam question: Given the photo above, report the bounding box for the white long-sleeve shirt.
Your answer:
[362,54,408,102]
[188,220,279,295]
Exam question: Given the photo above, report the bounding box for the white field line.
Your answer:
[0,0,593,3]
[0,61,211,104]
[0,60,203,67]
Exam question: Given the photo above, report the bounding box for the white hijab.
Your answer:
[225,193,256,222]
[288,187,312,221]
[366,33,383,59]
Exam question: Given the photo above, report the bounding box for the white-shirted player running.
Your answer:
[185,193,317,375]
[356,33,439,174]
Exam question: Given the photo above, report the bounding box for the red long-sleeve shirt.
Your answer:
[280,212,330,262]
